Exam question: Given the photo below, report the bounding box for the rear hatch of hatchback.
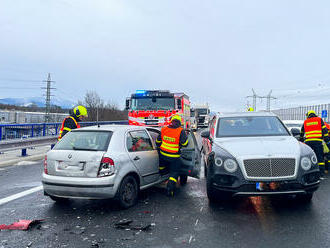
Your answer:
[46,130,113,178]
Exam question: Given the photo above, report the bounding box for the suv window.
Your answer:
[216,116,290,137]
[127,130,154,152]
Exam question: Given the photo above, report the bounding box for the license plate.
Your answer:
[256,182,280,191]
[57,161,85,171]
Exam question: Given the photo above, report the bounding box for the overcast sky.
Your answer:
[1,0,330,111]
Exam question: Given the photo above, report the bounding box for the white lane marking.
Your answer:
[195,219,199,226]
[189,235,193,244]
[0,185,43,206]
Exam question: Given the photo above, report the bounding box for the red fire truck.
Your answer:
[126,90,191,128]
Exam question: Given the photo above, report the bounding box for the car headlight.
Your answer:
[214,157,223,167]
[224,159,238,173]
[301,157,312,171]
[311,155,317,164]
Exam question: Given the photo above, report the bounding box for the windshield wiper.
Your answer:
[72,146,99,151]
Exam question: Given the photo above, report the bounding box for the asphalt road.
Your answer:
[1,160,330,248]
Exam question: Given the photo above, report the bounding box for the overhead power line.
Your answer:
[246,89,276,111]
[0,78,42,83]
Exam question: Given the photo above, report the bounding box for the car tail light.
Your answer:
[98,157,115,177]
[44,155,48,174]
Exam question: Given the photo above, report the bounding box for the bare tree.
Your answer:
[78,91,127,121]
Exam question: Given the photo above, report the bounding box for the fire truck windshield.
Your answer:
[131,97,175,110]
[196,109,208,115]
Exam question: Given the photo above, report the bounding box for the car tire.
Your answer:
[116,175,139,209]
[206,175,232,203]
[206,175,218,202]
[49,195,69,203]
[180,175,188,186]
[297,193,313,203]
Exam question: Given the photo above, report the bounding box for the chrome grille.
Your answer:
[145,119,159,125]
[243,158,295,178]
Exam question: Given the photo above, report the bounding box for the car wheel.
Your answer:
[296,193,313,203]
[206,175,231,203]
[49,195,69,203]
[206,175,218,202]
[116,175,138,209]
[180,175,188,186]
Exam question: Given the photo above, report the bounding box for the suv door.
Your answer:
[180,130,202,178]
[126,130,159,185]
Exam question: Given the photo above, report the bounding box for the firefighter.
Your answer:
[300,110,329,176]
[324,122,330,173]
[156,115,188,196]
[58,105,88,141]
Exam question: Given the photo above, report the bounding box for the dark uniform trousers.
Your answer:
[306,140,325,174]
[159,153,181,180]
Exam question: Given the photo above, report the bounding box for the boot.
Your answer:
[166,180,176,197]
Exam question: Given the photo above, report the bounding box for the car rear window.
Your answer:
[54,130,113,151]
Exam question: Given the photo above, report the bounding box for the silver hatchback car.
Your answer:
[42,125,201,208]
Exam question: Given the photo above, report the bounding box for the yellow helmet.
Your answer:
[171,114,182,124]
[247,107,254,112]
[306,110,316,117]
[73,105,88,117]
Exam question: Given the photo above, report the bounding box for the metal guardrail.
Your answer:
[0,136,58,156]
[0,120,128,141]
[0,120,128,156]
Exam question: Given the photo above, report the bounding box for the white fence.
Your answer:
[272,104,330,122]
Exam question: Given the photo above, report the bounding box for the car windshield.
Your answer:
[54,130,112,151]
[131,97,175,110]
[216,116,290,137]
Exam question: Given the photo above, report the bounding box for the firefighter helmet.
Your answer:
[171,114,182,124]
[247,107,254,112]
[73,105,88,117]
[306,110,316,117]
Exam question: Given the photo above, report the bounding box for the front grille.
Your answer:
[145,119,159,125]
[243,158,295,178]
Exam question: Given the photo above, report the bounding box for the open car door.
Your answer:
[146,128,202,179]
[180,130,202,179]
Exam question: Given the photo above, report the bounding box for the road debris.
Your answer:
[0,219,44,230]
[114,219,152,231]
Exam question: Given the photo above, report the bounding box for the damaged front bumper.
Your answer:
[210,170,320,197]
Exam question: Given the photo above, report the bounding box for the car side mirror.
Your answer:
[125,99,130,110]
[290,128,300,137]
[201,130,210,139]
[176,99,182,109]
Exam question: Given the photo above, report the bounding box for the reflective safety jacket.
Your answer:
[301,116,328,142]
[58,116,80,141]
[156,126,188,158]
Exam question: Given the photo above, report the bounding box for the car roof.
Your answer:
[72,125,147,132]
[282,120,304,124]
[216,112,278,118]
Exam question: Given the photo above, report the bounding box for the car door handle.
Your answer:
[134,156,140,161]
